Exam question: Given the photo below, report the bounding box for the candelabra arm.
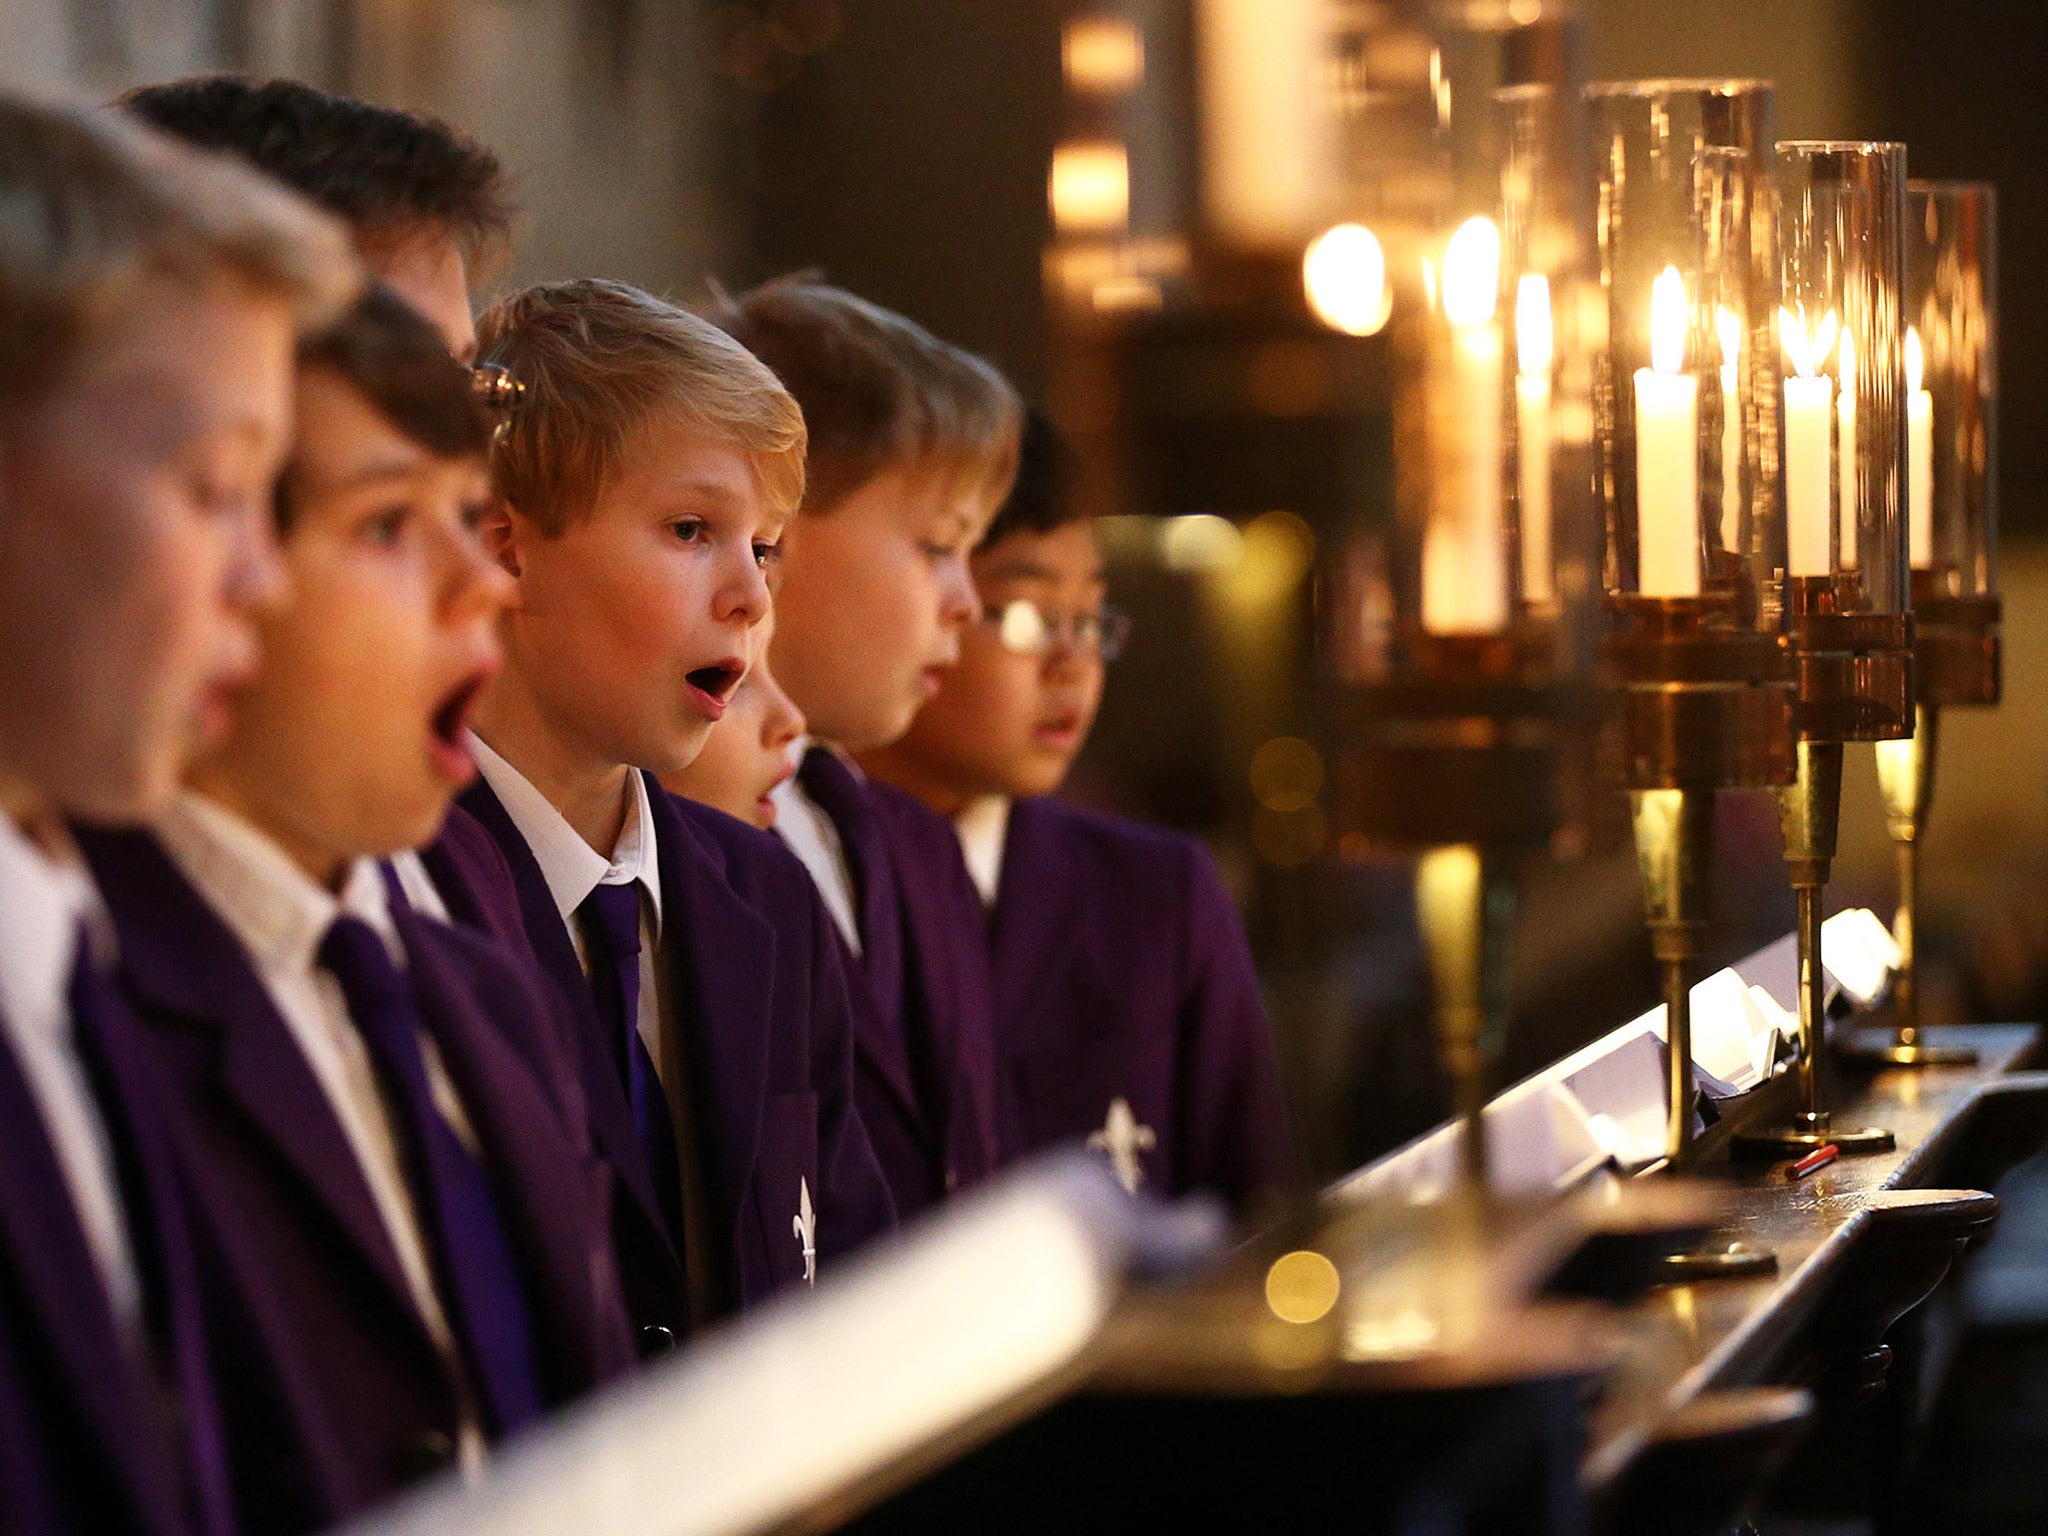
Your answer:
[1416,845,1516,1195]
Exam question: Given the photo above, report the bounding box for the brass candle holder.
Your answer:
[1733,141,1914,1159]
[1846,179,2001,1069]
[1591,82,1792,1254]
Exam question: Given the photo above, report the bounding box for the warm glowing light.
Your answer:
[1906,326,1925,392]
[1648,266,1688,376]
[1777,305,1840,379]
[1159,513,1243,571]
[1439,216,1501,327]
[1716,305,1742,370]
[1062,16,1144,92]
[1515,273,1553,374]
[1048,140,1129,233]
[1265,1250,1341,1324]
[1838,329,1855,393]
[1302,223,1391,336]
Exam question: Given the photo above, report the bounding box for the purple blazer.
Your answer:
[988,797,1295,1205]
[843,778,1001,1220]
[0,1013,220,1536]
[442,775,895,1327]
[75,827,636,1535]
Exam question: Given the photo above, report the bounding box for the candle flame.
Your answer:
[1648,265,1688,376]
[1516,273,1552,376]
[1716,305,1742,371]
[1440,216,1501,327]
[1838,330,1855,393]
[1906,326,1925,392]
[1777,305,1839,379]
[1302,223,1391,336]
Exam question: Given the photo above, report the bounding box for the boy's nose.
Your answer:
[229,503,291,617]
[938,556,981,629]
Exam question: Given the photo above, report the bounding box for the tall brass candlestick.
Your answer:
[1416,845,1517,1188]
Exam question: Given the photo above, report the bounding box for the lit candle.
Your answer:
[1836,331,1857,567]
[1907,327,1934,567]
[1779,306,1839,577]
[1516,273,1555,608]
[1634,266,1699,598]
[1716,306,1742,553]
[1422,216,1508,634]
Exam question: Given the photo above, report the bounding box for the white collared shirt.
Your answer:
[0,812,144,1343]
[155,793,486,1468]
[467,734,669,1080]
[954,796,1012,910]
[770,737,863,957]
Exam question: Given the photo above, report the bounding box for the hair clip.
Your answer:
[470,361,525,413]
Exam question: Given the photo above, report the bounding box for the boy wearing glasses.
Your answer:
[862,413,1296,1206]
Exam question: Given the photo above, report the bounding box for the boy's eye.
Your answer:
[364,506,411,546]
[670,519,705,545]
[460,500,491,536]
[753,540,782,570]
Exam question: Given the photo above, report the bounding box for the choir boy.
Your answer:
[0,99,354,1535]
[704,280,1023,1221]
[661,609,807,830]
[122,75,509,358]
[76,288,636,1531]
[438,279,895,1338]
[860,411,1296,1206]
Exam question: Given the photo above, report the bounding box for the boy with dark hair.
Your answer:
[435,278,894,1342]
[78,287,636,1531]
[122,74,511,358]
[0,96,354,1536]
[861,410,1296,1206]
[703,278,1022,1221]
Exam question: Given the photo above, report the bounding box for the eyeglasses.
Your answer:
[983,598,1131,662]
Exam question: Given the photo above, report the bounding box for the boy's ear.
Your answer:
[475,497,523,580]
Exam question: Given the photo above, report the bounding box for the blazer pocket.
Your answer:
[752,1090,820,1295]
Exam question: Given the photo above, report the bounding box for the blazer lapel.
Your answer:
[454,780,670,1247]
[82,830,422,1331]
[645,782,774,1253]
[0,1030,177,1534]
[394,910,624,1396]
[987,799,1084,1058]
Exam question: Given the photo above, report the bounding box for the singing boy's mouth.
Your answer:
[685,657,746,720]
[427,668,492,783]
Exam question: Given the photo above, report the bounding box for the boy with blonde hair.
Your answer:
[704,279,1022,1220]
[432,279,893,1340]
[0,97,353,1536]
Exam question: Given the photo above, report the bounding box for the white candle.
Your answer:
[1907,327,1934,568]
[1516,273,1555,608]
[1422,217,1508,634]
[1717,306,1743,553]
[1634,266,1699,598]
[1779,306,1840,577]
[1836,331,1857,568]
[1195,0,1325,247]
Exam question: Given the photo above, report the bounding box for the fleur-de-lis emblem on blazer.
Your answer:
[1087,1097,1156,1195]
[793,1176,817,1285]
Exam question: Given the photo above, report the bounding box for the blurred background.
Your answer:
[12,0,2045,1177]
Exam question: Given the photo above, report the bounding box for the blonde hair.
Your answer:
[476,278,807,533]
[0,94,357,402]
[700,277,1022,517]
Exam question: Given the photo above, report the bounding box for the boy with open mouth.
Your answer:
[431,278,895,1346]
[78,287,637,1531]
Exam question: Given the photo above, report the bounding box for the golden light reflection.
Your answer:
[1906,326,1925,393]
[1159,513,1244,571]
[1778,305,1840,379]
[1515,273,1553,374]
[1648,265,1689,376]
[1716,305,1743,371]
[1250,736,1324,812]
[1302,222,1392,336]
[1049,140,1130,233]
[1440,215,1501,327]
[1265,1249,1341,1324]
[1062,16,1144,92]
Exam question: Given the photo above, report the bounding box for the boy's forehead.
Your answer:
[976,523,1104,585]
[290,364,481,495]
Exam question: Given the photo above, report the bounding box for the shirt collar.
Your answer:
[468,732,663,938]
[0,811,100,1037]
[954,796,1011,909]
[156,793,400,980]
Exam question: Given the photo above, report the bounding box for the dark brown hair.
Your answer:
[701,277,1022,516]
[979,407,1085,548]
[120,75,512,269]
